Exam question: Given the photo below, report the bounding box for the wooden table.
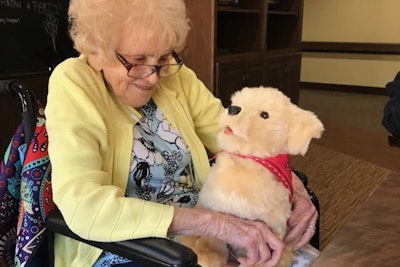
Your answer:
[312,171,400,267]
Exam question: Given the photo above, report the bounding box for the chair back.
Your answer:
[0,80,55,267]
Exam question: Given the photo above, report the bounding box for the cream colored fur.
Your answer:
[180,87,324,267]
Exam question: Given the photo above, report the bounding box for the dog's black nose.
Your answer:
[228,105,241,115]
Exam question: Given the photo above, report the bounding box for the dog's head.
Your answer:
[218,87,324,157]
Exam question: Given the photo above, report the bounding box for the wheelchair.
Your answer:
[0,79,319,267]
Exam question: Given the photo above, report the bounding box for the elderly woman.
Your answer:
[45,0,318,266]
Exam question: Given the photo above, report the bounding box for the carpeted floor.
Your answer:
[290,143,392,250]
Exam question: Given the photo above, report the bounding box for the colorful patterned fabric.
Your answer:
[0,107,55,267]
[0,122,24,266]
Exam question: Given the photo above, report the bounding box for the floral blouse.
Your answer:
[93,99,198,266]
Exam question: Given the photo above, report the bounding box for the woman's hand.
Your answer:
[285,172,319,250]
[214,213,284,266]
[170,207,284,267]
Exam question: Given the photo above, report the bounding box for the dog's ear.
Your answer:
[287,105,324,155]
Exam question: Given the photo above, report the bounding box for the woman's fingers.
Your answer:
[285,209,318,250]
[294,212,319,250]
[235,220,284,266]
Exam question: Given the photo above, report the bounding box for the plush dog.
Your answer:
[180,87,324,267]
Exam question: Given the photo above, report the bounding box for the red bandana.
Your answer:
[231,153,293,202]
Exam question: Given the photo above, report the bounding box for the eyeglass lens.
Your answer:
[128,64,181,78]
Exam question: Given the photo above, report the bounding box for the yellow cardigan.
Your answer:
[45,55,224,266]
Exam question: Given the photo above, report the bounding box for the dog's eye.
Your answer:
[260,111,269,119]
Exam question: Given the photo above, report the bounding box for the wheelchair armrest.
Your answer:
[45,208,199,267]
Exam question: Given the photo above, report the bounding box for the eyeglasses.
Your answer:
[115,51,184,78]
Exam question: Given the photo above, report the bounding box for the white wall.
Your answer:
[301,0,400,88]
